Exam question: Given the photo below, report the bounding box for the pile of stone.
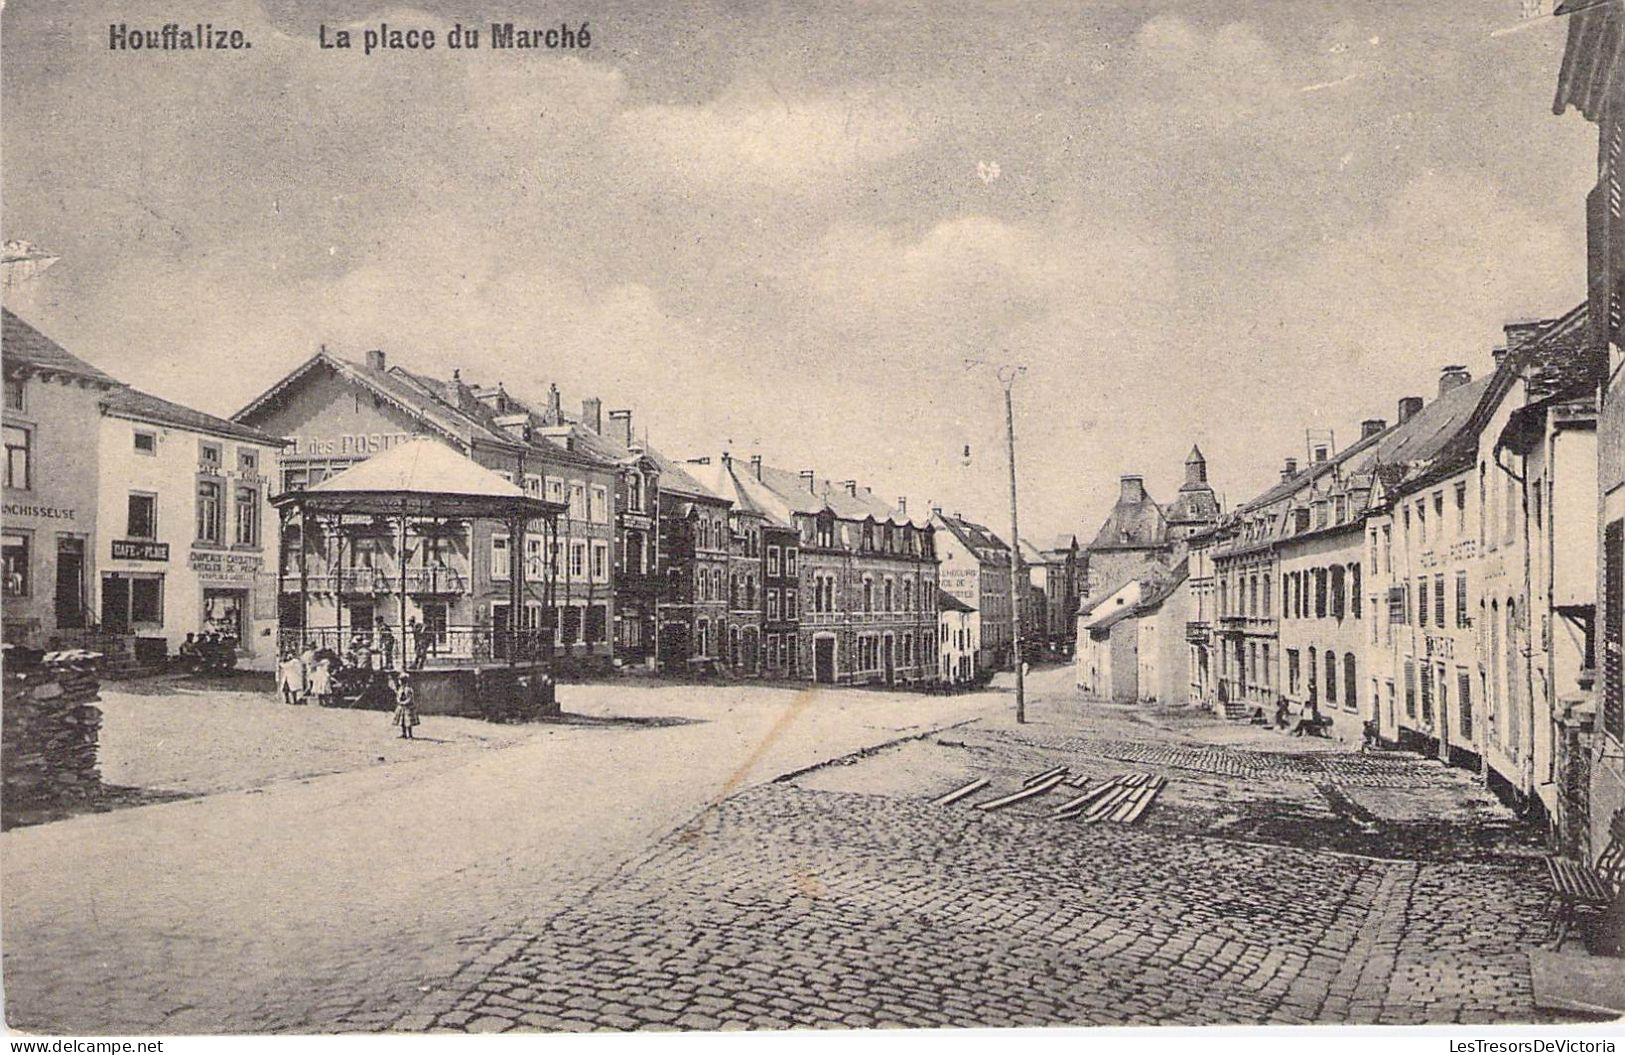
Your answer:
[2,650,104,826]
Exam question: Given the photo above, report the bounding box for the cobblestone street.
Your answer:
[401,667,1566,1031]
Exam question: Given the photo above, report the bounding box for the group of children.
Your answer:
[276,643,419,738]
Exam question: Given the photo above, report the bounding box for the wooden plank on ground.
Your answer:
[1120,777,1167,824]
[1022,765,1069,788]
[1082,785,1137,822]
[975,771,1069,811]
[1054,779,1126,818]
[932,777,990,807]
[1110,787,1149,822]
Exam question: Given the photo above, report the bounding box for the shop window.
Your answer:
[5,424,32,490]
[127,493,157,539]
[202,588,245,639]
[130,576,163,626]
[4,532,30,596]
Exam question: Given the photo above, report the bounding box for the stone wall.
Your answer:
[2,658,102,827]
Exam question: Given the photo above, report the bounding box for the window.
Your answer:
[1418,577,1429,628]
[3,377,23,412]
[1505,474,1518,544]
[1458,669,1473,740]
[569,481,587,521]
[1287,649,1300,695]
[3,532,29,597]
[546,477,565,503]
[1433,573,1445,628]
[586,605,607,644]
[1417,499,1427,545]
[1331,566,1345,620]
[234,486,259,546]
[786,549,798,575]
[238,449,258,474]
[524,474,542,497]
[1404,658,1416,719]
[526,536,547,580]
[1382,525,1392,573]
[767,546,781,576]
[1344,653,1357,713]
[200,442,222,471]
[127,493,157,539]
[592,541,609,582]
[1261,575,1272,617]
[628,474,643,512]
[1325,651,1338,705]
[768,589,780,620]
[1315,568,1328,618]
[1433,491,1445,539]
[863,578,873,613]
[1420,663,1434,725]
[569,541,586,578]
[4,425,32,490]
[196,480,223,543]
[1455,482,1468,535]
[590,485,609,524]
[1351,564,1361,619]
[134,430,157,455]
[1456,572,1470,628]
[785,590,797,620]
[492,534,512,579]
[130,576,163,625]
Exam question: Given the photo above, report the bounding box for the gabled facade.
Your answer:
[932,510,1013,672]
[755,464,939,686]
[233,348,620,669]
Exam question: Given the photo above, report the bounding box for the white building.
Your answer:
[97,388,283,669]
[937,587,979,685]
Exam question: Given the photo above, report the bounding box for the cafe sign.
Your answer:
[112,540,169,562]
[188,550,263,583]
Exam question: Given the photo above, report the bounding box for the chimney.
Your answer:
[800,469,816,493]
[841,479,858,497]
[365,349,386,371]
[1504,319,1543,358]
[1360,418,1387,440]
[1438,364,1471,396]
[1281,457,1298,482]
[445,369,472,410]
[750,454,762,480]
[1491,345,1508,369]
[1119,475,1145,503]
[931,503,943,517]
[581,398,602,434]
[721,451,732,469]
[547,383,562,425]
[897,497,907,515]
[1398,396,1424,423]
[608,409,633,450]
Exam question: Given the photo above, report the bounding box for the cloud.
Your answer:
[615,82,923,192]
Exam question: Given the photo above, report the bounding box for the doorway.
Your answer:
[55,537,85,629]
[814,636,836,684]
[882,634,895,686]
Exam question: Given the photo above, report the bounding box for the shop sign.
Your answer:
[285,431,414,457]
[3,502,75,520]
[112,540,169,561]
[1424,634,1454,660]
[622,513,654,530]
[188,549,263,582]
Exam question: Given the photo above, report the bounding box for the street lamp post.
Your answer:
[968,359,1027,724]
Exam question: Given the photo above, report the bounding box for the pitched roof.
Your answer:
[684,458,795,528]
[1087,486,1168,551]
[646,445,727,504]
[754,462,920,525]
[1134,561,1190,614]
[306,437,527,499]
[2,308,120,386]
[937,588,976,614]
[933,513,1011,564]
[103,387,284,446]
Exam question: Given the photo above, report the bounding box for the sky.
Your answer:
[0,0,1601,544]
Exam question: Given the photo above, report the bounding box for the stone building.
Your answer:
[648,448,731,671]
[932,511,1013,672]
[755,464,939,686]
[2,310,120,647]
[937,587,979,685]
[233,348,621,669]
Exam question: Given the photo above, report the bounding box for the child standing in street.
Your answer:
[309,656,333,707]
[277,651,305,705]
[391,673,419,740]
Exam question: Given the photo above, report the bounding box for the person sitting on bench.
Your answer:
[1291,699,1324,737]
